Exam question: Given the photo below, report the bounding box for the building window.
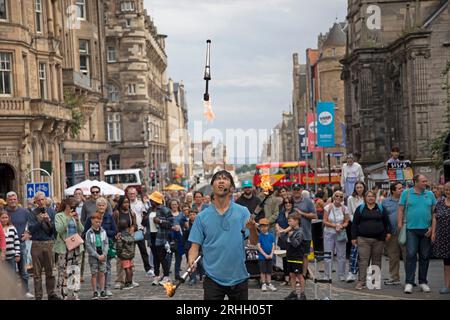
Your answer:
[38,63,47,99]
[125,19,131,27]
[107,47,116,62]
[127,84,136,95]
[76,0,86,20]
[107,155,120,170]
[0,0,7,20]
[0,52,12,96]
[121,1,135,12]
[79,40,90,77]
[35,0,42,33]
[108,84,119,101]
[107,113,121,142]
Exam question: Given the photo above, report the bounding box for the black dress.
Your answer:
[432,199,450,259]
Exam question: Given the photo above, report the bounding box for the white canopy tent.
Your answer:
[64,179,125,196]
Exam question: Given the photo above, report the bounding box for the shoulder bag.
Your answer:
[332,206,348,242]
[64,218,84,252]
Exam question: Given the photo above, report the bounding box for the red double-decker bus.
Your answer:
[253,162,341,188]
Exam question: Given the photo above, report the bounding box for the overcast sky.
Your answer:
[143,0,347,164]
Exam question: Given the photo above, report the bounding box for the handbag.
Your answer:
[398,190,410,246]
[134,230,144,242]
[64,218,84,251]
[336,230,348,242]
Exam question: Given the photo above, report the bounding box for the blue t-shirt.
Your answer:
[258,232,275,261]
[188,201,251,286]
[382,196,400,235]
[399,189,436,229]
[67,219,77,236]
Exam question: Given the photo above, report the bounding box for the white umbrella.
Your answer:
[64,179,125,196]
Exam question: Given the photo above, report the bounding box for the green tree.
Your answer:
[64,90,86,138]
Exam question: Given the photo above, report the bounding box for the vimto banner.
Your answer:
[317,102,335,147]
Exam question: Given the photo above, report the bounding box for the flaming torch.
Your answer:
[254,168,274,219]
[164,255,203,298]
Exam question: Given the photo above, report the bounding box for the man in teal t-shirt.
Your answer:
[188,170,258,300]
[398,174,436,294]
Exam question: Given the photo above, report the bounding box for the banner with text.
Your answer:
[317,102,335,147]
[307,113,321,153]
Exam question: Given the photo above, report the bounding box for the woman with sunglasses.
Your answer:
[276,196,296,285]
[323,191,350,281]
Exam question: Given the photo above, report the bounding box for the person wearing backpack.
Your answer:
[351,190,391,290]
[115,228,136,290]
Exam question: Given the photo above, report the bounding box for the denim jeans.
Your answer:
[405,229,431,285]
[18,241,30,292]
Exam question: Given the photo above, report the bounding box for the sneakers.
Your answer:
[355,281,364,290]
[106,290,113,297]
[419,284,431,293]
[48,294,61,301]
[339,276,346,282]
[404,283,413,294]
[25,292,34,299]
[152,277,160,286]
[346,273,357,283]
[114,282,123,290]
[261,283,267,292]
[100,291,108,299]
[299,292,307,300]
[123,282,134,290]
[439,287,450,294]
[384,279,401,286]
[284,291,298,300]
[267,283,277,291]
[132,281,140,288]
[159,277,171,286]
[147,269,155,277]
[92,292,99,300]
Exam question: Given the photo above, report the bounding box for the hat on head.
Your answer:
[242,180,253,188]
[292,183,302,190]
[149,191,164,205]
[259,218,269,226]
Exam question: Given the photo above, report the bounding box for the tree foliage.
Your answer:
[64,90,86,138]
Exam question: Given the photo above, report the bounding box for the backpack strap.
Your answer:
[359,203,383,214]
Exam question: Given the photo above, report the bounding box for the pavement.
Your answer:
[25,250,450,300]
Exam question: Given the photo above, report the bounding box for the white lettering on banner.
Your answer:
[366,5,382,30]
[298,127,305,135]
[366,265,381,290]
[318,111,333,125]
[308,121,317,133]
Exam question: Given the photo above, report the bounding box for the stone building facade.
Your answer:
[104,0,168,190]
[342,0,450,181]
[61,0,109,188]
[166,79,192,185]
[0,0,72,200]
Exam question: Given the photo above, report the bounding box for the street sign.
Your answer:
[326,152,343,158]
[26,182,50,199]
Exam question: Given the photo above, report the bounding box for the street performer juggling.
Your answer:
[187,170,259,300]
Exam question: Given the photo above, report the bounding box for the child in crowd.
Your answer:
[184,209,203,285]
[85,213,109,299]
[0,210,20,272]
[257,218,277,292]
[284,212,307,300]
[115,221,136,290]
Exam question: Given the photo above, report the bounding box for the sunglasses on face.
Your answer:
[91,191,100,194]
[335,195,343,199]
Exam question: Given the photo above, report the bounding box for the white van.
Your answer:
[104,169,144,194]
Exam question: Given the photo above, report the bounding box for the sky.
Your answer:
[143,0,347,164]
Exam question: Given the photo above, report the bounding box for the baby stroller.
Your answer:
[245,244,261,282]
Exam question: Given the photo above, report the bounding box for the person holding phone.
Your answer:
[54,197,84,300]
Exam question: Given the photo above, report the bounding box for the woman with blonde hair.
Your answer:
[322,191,350,281]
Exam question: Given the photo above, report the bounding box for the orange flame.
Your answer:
[260,168,273,193]
[163,281,177,297]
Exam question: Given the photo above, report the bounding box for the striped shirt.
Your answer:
[3,226,20,259]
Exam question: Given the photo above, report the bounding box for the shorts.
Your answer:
[259,260,273,274]
[287,260,304,275]
[88,256,106,274]
[121,259,134,269]
[302,240,311,256]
